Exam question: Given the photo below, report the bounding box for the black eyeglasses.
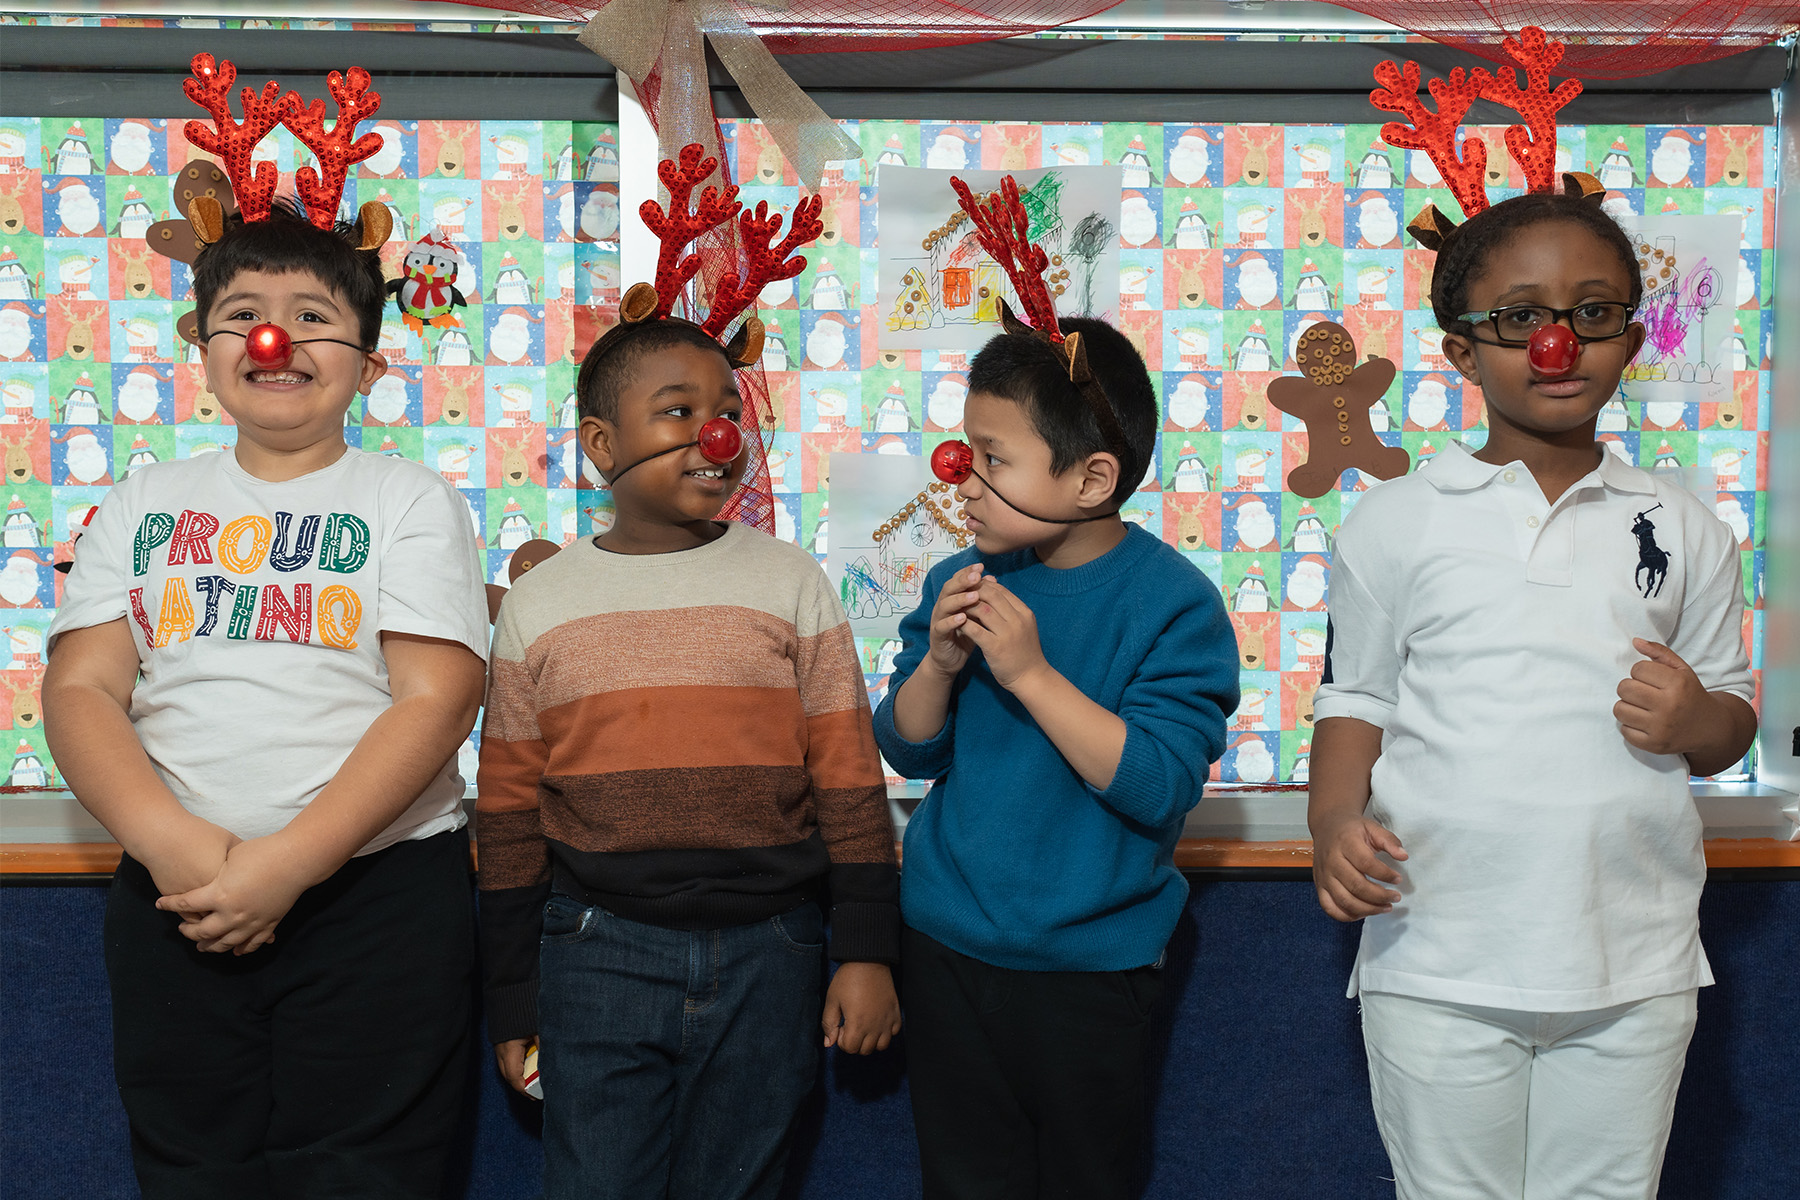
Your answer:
[1454,302,1636,347]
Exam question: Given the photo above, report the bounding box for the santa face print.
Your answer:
[579,189,619,242]
[804,318,847,371]
[925,128,971,171]
[1227,496,1276,551]
[110,121,156,174]
[926,375,967,429]
[1649,131,1696,187]
[1232,255,1278,309]
[54,181,102,238]
[199,269,387,469]
[1167,375,1211,429]
[1167,130,1216,187]
[1120,193,1158,248]
[1353,194,1399,248]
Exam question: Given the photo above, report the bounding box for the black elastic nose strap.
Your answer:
[604,439,701,487]
[203,330,372,354]
[966,468,1117,526]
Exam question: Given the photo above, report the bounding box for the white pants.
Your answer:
[1360,989,1698,1200]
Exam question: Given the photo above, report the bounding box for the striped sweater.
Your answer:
[476,522,899,1043]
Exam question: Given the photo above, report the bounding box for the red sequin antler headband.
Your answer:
[946,174,1130,472]
[180,53,392,251]
[1370,26,1603,250]
[598,143,822,367]
[586,144,822,485]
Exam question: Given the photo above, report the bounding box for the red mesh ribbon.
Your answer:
[438,1,1130,53]
[1333,2,1793,80]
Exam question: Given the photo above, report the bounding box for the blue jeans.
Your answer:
[537,894,825,1200]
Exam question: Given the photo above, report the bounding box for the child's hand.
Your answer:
[155,834,313,955]
[1614,639,1716,757]
[1311,811,1408,922]
[140,818,240,913]
[924,564,985,678]
[821,961,902,1055]
[962,578,1048,692]
[494,1038,534,1095]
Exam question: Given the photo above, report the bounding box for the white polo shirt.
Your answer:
[1316,441,1752,1011]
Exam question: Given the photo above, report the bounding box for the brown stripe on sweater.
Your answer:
[537,687,810,774]
[474,807,550,890]
[811,784,901,862]
[523,607,800,712]
[540,764,815,852]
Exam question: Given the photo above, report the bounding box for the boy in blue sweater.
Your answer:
[874,315,1238,1199]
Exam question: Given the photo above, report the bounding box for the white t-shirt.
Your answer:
[1315,441,1753,1011]
[51,448,489,854]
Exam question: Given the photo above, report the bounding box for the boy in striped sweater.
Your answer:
[477,317,901,1200]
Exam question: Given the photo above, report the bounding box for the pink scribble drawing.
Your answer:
[1630,251,1721,384]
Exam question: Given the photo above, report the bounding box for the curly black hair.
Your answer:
[191,197,387,349]
[1429,192,1644,337]
[967,317,1156,508]
[574,320,736,425]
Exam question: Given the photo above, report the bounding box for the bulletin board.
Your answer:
[0,15,1778,795]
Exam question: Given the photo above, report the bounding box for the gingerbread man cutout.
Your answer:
[1267,321,1410,497]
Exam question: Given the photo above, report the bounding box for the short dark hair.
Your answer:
[192,197,387,349]
[1430,192,1644,336]
[967,317,1156,507]
[575,319,734,424]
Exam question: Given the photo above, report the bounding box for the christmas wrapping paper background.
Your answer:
[0,90,1775,792]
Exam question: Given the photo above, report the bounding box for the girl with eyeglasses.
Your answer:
[1309,187,1758,1198]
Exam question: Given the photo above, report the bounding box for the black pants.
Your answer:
[901,925,1164,1200]
[104,828,476,1200]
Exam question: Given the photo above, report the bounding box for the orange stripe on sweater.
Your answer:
[537,687,810,774]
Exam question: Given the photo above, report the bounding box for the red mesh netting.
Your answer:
[440,0,1129,53]
[1329,2,1796,79]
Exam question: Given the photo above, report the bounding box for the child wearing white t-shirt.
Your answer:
[1311,182,1756,1199]
[45,199,488,1198]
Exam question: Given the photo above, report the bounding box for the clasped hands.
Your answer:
[924,563,1048,691]
[147,823,315,956]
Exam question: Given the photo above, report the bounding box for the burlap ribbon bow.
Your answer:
[578,0,859,191]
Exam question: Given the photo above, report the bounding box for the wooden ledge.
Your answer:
[6,837,1798,877]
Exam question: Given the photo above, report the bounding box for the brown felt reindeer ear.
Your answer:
[619,282,661,325]
[1562,170,1608,204]
[998,298,1036,339]
[723,315,763,369]
[353,200,391,250]
[187,195,227,246]
[1406,203,1461,253]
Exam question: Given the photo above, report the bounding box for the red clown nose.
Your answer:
[696,416,742,464]
[932,440,974,485]
[245,323,294,369]
[1527,324,1579,375]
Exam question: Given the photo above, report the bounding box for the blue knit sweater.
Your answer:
[873,524,1238,971]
